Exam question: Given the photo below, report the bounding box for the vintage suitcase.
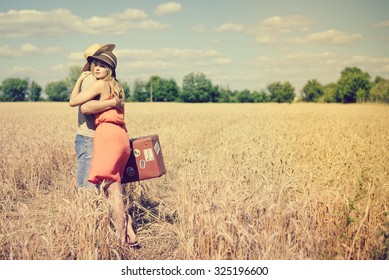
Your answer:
[122,134,166,183]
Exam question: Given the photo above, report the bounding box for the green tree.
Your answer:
[133,79,149,102]
[319,83,337,103]
[208,85,220,103]
[237,89,254,102]
[230,90,240,103]
[268,81,295,103]
[117,80,130,101]
[66,66,82,91]
[29,81,42,101]
[45,81,69,101]
[252,90,270,103]
[0,78,28,101]
[335,67,372,103]
[146,76,179,102]
[374,76,386,84]
[181,72,214,102]
[217,87,233,103]
[370,78,389,103]
[301,79,324,102]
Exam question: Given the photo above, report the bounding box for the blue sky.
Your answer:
[1,0,388,93]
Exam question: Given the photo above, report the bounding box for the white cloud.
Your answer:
[154,2,182,16]
[214,58,232,64]
[261,15,315,28]
[288,29,363,44]
[380,65,389,73]
[0,45,14,57]
[0,44,63,58]
[84,16,116,30]
[0,8,168,37]
[51,64,66,71]
[216,23,245,32]
[216,15,315,45]
[192,24,206,33]
[20,43,39,54]
[261,16,283,26]
[116,48,222,60]
[350,55,389,65]
[43,47,63,54]
[254,16,315,44]
[255,35,277,45]
[68,52,84,62]
[112,8,148,20]
[375,20,389,27]
[113,47,231,80]
[0,9,83,37]
[10,66,34,74]
[131,20,169,31]
[126,60,176,70]
[223,15,315,35]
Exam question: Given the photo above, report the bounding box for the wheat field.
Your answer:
[0,102,388,260]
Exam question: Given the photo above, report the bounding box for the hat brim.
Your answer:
[82,44,115,72]
[82,62,91,72]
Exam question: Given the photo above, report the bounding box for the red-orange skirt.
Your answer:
[88,122,130,184]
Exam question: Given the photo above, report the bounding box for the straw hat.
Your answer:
[82,43,115,71]
[87,51,117,77]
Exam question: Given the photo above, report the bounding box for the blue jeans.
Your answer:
[75,134,96,188]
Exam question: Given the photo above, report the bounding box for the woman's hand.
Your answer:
[113,95,124,108]
[78,71,92,82]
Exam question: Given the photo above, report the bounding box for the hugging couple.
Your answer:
[69,43,139,249]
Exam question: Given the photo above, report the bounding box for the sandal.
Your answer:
[124,235,141,249]
[126,240,141,249]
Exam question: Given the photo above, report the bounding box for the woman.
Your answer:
[73,43,120,189]
[70,50,138,248]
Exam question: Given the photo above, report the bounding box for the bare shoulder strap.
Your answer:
[105,81,113,98]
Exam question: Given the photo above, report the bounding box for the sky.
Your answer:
[1,0,389,94]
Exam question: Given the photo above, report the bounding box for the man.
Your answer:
[72,43,123,188]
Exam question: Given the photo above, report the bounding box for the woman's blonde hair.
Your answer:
[90,60,124,101]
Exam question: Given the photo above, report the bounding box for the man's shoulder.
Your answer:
[81,74,97,90]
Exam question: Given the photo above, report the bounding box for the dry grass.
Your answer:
[0,102,388,260]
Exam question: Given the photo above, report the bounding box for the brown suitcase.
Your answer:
[122,134,166,183]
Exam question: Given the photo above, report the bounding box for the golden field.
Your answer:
[0,102,388,260]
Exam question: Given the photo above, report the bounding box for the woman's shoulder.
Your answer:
[93,79,106,87]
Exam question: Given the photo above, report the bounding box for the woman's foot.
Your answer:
[124,235,141,249]
[123,215,139,248]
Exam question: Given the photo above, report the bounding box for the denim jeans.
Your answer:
[75,134,96,188]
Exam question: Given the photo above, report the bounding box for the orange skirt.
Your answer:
[88,122,130,184]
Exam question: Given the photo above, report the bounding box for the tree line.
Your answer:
[1,66,388,103]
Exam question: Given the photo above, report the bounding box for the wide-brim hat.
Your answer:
[87,51,117,77]
[82,43,115,72]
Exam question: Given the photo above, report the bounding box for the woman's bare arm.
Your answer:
[80,98,122,114]
[69,73,103,107]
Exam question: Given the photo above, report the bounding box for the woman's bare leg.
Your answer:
[106,182,137,244]
[126,212,137,244]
